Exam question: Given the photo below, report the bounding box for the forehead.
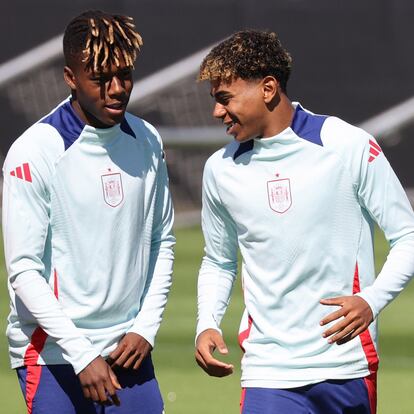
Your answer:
[210,78,258,96]
[71,52,132,76]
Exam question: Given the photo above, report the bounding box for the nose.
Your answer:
[213,102,226,119]
[108,76,125,97]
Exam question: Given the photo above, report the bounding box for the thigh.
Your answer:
[307,378,372,414]
[241,387,310,414]
[17,364,96,414]
[106,356,164,414]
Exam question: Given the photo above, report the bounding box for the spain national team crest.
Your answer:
[101,173,124,207]
[267,178,292,214]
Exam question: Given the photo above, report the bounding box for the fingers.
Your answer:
[109,334,150,370]
[320,308,344,326]
[110,349,130,368]
[323,319,357,344]
[110,348,146,370]
[108,345,124,365]
[195,330,234,377]
[213,334,229,355]
[195,348,234,377]
[82,376,119,406]
[132,354,145,370]
[78,357,121,406]
[108,367,122,390]
[319,297,343,306]
[320,296,373,345]
[82,385,91,400]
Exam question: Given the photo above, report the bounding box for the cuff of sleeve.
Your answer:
[60,337,101,375]
[126,326,156,348]
[70,349,101,375]
[196,319,222,343]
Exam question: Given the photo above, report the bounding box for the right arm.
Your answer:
[195,158,238,377]
[2,136,118,404]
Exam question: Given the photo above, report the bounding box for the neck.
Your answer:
[261,93,294,138]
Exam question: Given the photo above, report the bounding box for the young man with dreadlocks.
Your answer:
[195,30,414,413]
[3,10,174,413]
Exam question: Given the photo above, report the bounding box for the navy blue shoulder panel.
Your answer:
[40,101,85,151]
[233,139,254,160]
[120,119,136,138]
[291,105,328,147]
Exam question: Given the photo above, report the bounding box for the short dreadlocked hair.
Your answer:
[199,30,292,92]
[63,10,143,72]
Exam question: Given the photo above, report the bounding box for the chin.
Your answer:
[103,115,124,127]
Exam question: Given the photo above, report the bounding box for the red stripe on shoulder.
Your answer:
[23,163,32,182]
[369,139,382,153]
[16,166,23,179]
[369,147,380,157]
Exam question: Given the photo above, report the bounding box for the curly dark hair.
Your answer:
[199,30,292,92]
[63,10,143,72]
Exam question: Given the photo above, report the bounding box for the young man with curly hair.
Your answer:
[195,30,414,414]
[3,10,174,414]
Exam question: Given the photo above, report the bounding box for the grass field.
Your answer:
[0,226,413,413]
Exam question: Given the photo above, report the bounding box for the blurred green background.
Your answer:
[1,226,413,413]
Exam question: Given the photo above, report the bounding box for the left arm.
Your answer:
[321,134,414,344]
[110,143,175,369]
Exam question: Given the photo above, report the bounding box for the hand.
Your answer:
[195,329,234,377]
[320,295,374,345]
[107,333,152,370]
[78,356,121,406]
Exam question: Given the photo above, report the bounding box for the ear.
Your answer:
[63,66,76,90]
[262,76,278,104]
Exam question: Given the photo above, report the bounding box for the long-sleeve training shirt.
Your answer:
[3,99,175,374]
[197,103,414,388]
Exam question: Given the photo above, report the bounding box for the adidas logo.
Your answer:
[368,139,382,163]
[10,162,32,182]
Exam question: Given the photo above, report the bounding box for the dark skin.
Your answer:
[195,75,375,377]
[107,332,152,371]
[319,296,374,345]
[78,333,152,405]
[63,53,151,405]
[78,355,121,406]
[63,54,133,129]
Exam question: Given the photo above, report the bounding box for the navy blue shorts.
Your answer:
[17,356,164,414]
[241,375,376,414]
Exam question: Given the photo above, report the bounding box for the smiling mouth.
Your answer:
[225,120,238,135]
